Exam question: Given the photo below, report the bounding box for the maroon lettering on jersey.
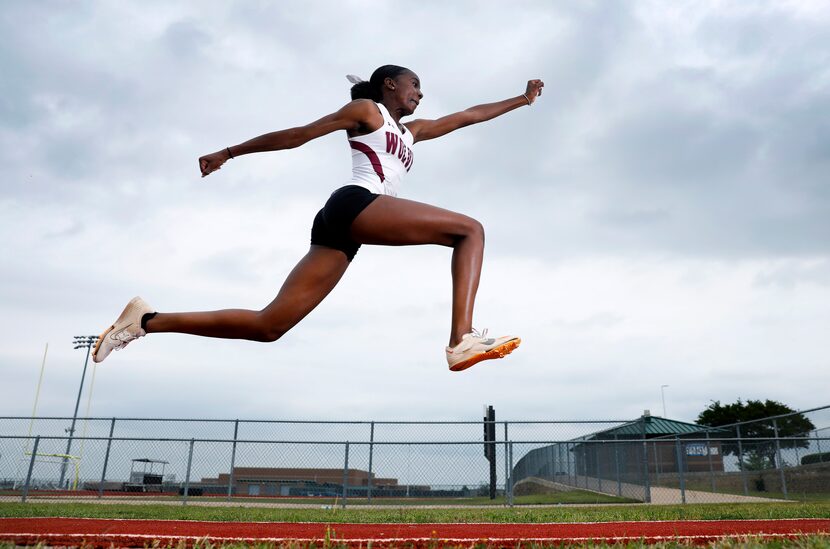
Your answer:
[384,130,414,171]
[385,132,399,155]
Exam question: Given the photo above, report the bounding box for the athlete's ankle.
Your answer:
[141,312,158,332]
[449,330,470,348]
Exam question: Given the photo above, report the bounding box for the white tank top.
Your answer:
[345,102,414,197]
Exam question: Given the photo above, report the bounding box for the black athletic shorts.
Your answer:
[310,185,379,261]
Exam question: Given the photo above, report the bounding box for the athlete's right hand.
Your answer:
[524,79,545,104]
[198,150,229,178]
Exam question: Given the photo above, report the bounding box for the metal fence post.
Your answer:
[614,434,622,497]
[773,420,787,499]
[816,430,823,457]
[22,436,40,503]
[182,439,195,506]
[582,445,588,489]
[736,424,748,495]
[572,442,578,487]
[503,422,509,503]
[641,419,651,503]
[367,422,375,503]
[341,442,350,509]
[227,419,239,501]
[405,444,411,498]
[706,431,715,492]
[653,442,660,484]
[98,418,116,498]
[546,444,552,480]
[508,441,514,507]
[569,443,574,486]
[674,436,686,504]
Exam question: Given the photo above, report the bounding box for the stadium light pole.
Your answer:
[59,335,99,488]
[660,385,669,418]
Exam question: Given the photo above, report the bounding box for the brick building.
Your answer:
[200,467,399,496]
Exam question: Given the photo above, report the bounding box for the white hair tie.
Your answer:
[346,74,365,84]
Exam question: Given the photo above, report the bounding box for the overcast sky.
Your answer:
[1,1,828,426]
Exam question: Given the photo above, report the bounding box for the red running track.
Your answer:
[1,517,828,547]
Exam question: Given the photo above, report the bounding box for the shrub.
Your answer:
[801,452,830,465]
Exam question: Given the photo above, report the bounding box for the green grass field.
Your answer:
[1,501,829,523]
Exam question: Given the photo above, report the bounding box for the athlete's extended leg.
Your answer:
[350,195,519,371]
[350,195,483,347]
[93,246,349,362]
[146,246,349,340]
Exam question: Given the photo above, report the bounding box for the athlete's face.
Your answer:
[388,71,423,115]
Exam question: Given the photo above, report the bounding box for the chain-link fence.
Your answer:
[1,405,828,506]
[510,405,830,504]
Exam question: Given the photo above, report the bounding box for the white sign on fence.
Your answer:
[685,444,718,456]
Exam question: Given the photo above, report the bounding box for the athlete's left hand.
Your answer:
[525,79,545,104]
[198,150,229,178]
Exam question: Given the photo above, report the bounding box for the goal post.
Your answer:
[23,452,81,491]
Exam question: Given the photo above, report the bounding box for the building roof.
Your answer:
[584,416,728,440]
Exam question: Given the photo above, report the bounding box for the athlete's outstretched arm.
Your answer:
[406,79,544,144]
[198,99,379,177]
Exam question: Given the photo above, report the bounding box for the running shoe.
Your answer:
[446,329,521,372]
[92,296,155,363]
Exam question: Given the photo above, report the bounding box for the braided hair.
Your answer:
[350,65,411,101]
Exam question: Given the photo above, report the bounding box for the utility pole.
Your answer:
[661,385,669,417]
[59,335,99,488]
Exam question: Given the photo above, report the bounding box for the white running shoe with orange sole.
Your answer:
[446,329,521,372]
[92,296,155,363]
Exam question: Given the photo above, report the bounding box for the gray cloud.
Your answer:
[1,1,828,423]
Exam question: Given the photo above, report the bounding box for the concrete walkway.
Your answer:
[648,485,779,504]
[520,475,781,504]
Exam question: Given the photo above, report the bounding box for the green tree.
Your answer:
[696,399,815,469]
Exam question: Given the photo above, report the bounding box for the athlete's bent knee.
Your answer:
[452,217,485,246]
[469,218,485,244]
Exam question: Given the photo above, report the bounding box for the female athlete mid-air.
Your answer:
[93,65,544,372]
